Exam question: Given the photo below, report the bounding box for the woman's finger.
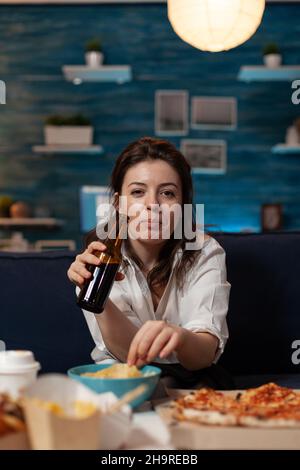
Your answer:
[159,332,181,359]
[74,264,92,280]
[87,241,107,253]
[127,323,154,365]
[136,322,166,360]
[71,272,85,287]
[77,252,101,266]
[145,328,173,363]
[128,322,165,365]
[127,332,146,366]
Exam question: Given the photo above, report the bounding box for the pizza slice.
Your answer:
[172,383,300,428]
[238,382,300,408]
[175,388,240,426]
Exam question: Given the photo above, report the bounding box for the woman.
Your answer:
[67,137,232,389]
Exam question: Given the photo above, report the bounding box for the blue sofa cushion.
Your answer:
[0,251,94,373]
[215,232,300,376]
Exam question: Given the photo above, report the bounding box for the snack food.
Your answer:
[30,398,97,418]
[81,363,143,379]
[174,383,300,428]
[0,393,25,437]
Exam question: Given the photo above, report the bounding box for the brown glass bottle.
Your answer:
[77,213,127,314]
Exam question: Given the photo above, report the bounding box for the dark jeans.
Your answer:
[150,362,235,390]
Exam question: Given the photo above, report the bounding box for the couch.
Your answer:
[1,232,300,389]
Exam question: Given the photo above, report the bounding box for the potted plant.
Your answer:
[85,38,103,68]
[44,114,93,146]
[263,43,282,68]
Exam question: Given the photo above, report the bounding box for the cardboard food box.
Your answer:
[156,390,300,450]
[23,374,132,450]
[0,431,29,450]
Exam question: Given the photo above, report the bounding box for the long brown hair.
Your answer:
[85,137,202,292]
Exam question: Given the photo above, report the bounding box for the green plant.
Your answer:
[0,195,14,217]
[45,114,91,126]
[263,43,280,56]
[85,38,102,53]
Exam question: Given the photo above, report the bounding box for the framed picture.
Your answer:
[180,139,227,175]
[155,90,189,136]
[261,204,283,232]
[79,185,111,233]
[191,96,237,130]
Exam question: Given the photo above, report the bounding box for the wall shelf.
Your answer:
[0,218,63,229]
[238,66,300,82]
[32,145,104,154]
[272,144,300,154]
[62,65,132,84]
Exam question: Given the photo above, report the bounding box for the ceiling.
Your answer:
[0,0,299,4]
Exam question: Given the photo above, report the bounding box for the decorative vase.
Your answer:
[263,53,282,68]
[9,201,31,218]
[85,51,104,68]
[285,126,299,146]
[44,126,93,146]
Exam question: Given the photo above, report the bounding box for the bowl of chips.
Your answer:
[68,363,161,408]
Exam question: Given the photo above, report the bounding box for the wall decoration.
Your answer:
[181,139,227,175]
[155,90,188,136]
[261,204,283,231]
[191,97,237,130]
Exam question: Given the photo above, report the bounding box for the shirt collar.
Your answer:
[121,240,184,273]
[121,232,204,265]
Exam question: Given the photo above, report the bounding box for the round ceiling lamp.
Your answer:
[167,0,266,52]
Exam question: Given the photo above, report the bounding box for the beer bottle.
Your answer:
[77,212,127,314]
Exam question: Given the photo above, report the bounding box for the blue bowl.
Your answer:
[67,364,161,408]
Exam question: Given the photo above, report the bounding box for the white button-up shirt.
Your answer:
[80,235,231,365]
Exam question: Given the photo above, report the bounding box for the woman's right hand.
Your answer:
[67,241,124,288]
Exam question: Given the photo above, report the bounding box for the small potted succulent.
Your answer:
[85,38,103,68]
[263,43,282,68]
[44,114,93,146]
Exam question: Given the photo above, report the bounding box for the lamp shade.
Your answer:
[168,0,266,52]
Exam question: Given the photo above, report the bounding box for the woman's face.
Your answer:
[119,159,183,244]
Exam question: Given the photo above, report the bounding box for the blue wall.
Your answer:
[0,3,300,247]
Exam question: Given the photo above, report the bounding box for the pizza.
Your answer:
[173,383,300,428]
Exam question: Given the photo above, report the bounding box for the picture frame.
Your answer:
[261,204,283,232]
[180,139,227,175]
[191,96,237,130]
[79,185,111,233]
[155,90,189,136]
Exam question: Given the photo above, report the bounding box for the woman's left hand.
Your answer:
[127,320,185,367]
